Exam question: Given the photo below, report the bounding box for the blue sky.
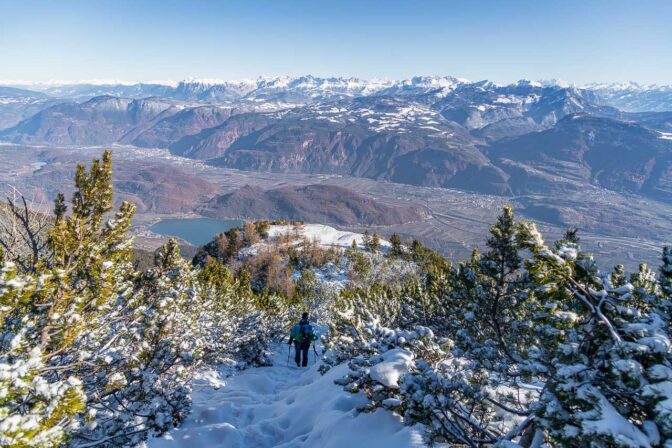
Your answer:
[1,0,670,84]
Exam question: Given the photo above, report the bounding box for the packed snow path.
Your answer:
[148,342,424,448]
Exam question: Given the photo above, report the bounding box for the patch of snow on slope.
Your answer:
[146,342,425,448]
[267,224,391,250]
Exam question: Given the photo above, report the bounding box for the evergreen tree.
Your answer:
[0,265,87,447]
[389,233,402,257]
[452,206,537,370]
[521,222,672,447]
[370,233,381,253]
[611,263,627,288]
[348,250,372,281]
[0,150,136,445]
[362,230,372,252]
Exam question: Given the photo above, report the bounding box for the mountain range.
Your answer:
[1,76,671,204]
[6,76,672,109]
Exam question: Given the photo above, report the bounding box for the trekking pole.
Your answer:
[312,342,319,365]
[287,342,291,367]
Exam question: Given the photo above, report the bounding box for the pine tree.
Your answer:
[629,262,660,311]
[611,263,627,287]
[1,150,136,445]
[362,230,372,252]
[348,250,371,281]
[370,233,381,253]
[389,233,402,257]
[452,206,537,370]
[554,226,580,248]
[521,222,672,447]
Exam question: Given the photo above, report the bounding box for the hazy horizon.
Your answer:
[0,74,667,89]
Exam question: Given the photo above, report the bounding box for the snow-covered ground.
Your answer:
[239,223,390,262]
[146,340,424,448]
[266,223,391,251]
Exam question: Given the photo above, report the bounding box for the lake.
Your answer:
[150,218,243,246]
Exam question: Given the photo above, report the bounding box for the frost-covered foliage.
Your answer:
[0,152,292,447]
[0,324,86,447]
[324,284,443,365]
[323,206,672,447]
[521,223,672,447]
[70,239,200,445]
[323,285,445,412]
[345,247,419,287]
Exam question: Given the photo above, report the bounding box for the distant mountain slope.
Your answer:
[169,112,278,160]
[129,105,243,148]
[176,98,511,194]
[433,81,621,138]
[585,83,672,112]
[35,82,174,100]
[1,96,179,145]
[27,156,215,213]
[623,111,672,132]
[199,184,426,225]
[0,86,50,99]
[0,86,63,130]
[113,163,216,213]
[489,114,672,201]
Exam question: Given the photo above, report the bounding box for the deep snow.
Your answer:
[146,340,424,448]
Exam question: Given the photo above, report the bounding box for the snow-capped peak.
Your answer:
[514,79,544,88]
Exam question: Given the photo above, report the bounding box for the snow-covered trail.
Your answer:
[148,342,424,448]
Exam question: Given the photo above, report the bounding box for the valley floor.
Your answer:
[3,143,669,270]
[146,341,425,448]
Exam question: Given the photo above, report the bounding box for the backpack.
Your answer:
[291,321,317,342]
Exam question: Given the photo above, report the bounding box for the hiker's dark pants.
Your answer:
[294,340,310,367]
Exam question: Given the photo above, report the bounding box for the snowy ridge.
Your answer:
[5,76,672,98]
[237,224,393,291]
[266,224,391,251]
[7,75,672,113]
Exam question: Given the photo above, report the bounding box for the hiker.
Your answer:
[288,312,317,367]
